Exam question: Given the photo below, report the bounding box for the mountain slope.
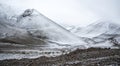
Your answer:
[0,4,88,60]
[14,9,86,46]
[0,17,45,44]
[0,3,87,47]
[74,20,120,38]
[71,20,120,48]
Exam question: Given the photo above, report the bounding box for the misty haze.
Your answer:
[0,0,120,66]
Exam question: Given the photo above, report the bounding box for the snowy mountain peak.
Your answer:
[21,9,34,17]
[20,9,41,17]
[74,20,120,38]
[0,6,87,47]
[88,21,120,33]
[88,20,118,28]
[19,9,86,45]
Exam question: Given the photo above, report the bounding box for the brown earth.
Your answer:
[0,48,120,66]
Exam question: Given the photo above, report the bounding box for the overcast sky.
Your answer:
[0,0,120,27]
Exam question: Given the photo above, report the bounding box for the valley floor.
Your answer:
[0,48,120,66]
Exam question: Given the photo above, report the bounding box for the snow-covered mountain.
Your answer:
[0,4,89,60]
[71,20,120,48]
[74,20,120,38]
[0,3,87,46]
[0,3,119,60]
[15,9,86,46]
[0,14,46,44]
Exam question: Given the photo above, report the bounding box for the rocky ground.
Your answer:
[0,48,120,66]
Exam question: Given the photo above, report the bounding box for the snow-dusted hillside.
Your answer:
[71,20,120,48]
[0,4,88,60]
[74,20,120,38]
[15,9,86,46]
[0,3,119,60]
[0,8,45,44]
[0,3,87,46]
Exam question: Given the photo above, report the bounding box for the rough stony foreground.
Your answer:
[0,48,120,66]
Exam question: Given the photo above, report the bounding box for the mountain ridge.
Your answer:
[73,20,120,38]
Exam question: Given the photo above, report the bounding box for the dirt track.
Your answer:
[0,48,120,66]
